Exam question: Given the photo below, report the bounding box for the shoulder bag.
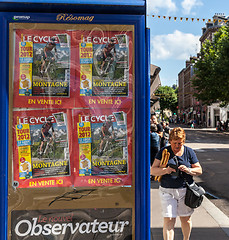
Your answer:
[173,156,206,208]
[185,181,205,208]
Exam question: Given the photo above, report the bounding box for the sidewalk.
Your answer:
[173,124,229,135]
[150,181,229,240]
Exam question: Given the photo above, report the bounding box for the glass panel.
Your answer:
[8,23,135,240]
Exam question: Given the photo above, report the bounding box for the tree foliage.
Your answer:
[155,86,178,114]
[192,24,229,106]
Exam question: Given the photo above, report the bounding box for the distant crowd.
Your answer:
[150,115,170,167]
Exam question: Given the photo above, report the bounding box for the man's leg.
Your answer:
[99,139,104,156]
[39,141,44,155]
[41,60,46,74]
[49,136,53,145]
[163,217,176,240]
[100,61,105,71]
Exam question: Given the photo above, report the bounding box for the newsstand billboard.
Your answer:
[12,24,133,109]
[11,23,133,189]
[0,5,149,240]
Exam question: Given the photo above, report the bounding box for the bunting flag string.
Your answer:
[147,14,229,23]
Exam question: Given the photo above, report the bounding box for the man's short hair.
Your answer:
[150,124,158,132]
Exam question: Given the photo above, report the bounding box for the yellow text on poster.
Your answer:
[77,122,91,144]
[16,124,31,146]
[19,41,33,63]
[80,64,92,96]
[79,42,93,64]
[18,145,32,179]
[79,143,91,176]
[19,63,32,96]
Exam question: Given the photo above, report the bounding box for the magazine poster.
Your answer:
[11,208,132,240]
[13,29,75,108]
[12,109,73,188]
[77,30,133,108]
[73,108,132,187]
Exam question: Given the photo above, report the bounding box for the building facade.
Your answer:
[178,57,207,125]
[178,13,229,127]
[150,64,161,115]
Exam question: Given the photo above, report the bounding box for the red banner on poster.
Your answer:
[76,30,133,109]
[11,25,134,189]
[12,109,74,188]
[73,108,133,187]
[13,29,76,109]
[12,28,133,110]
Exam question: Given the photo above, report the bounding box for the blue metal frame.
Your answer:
[0,0,144,4]
[0,0,146,15]
[0,6,149,240]
[146,27,151,240]
[134,15,149,240]
[0,12,9,240]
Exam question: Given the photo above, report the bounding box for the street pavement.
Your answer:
[150,125,229,239]
[183,126,229,216]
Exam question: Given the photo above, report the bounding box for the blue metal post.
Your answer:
[135,15,150,240]
[0,13,9,240]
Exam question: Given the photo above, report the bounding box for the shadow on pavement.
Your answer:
[151,227,229,240]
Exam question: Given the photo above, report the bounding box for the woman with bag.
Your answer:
[150,127,203,240]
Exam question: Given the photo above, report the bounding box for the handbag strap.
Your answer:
[173,156,189,183]
[174,156,205,195]
[173,156,179,166]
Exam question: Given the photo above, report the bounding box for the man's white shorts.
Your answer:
[159,186,194,218]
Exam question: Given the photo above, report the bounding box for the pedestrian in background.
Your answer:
[151,115,163,146]
[225,120,229,131]
[161,121,170,148]
[150,124,160,166]
[151,127,203,240]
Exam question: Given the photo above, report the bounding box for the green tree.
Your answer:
[155,86,178,117]
[192,24,229,106]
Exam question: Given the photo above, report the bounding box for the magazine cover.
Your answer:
[73,108,133,187]
[12,109,73,188]
[11,208,132,240]
[78,30,133,106]
[12,28,75,108]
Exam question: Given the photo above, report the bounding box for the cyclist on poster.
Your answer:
[40,37,57,77]
[39,116,55,156]
[98,116,115,156]
[100,38,116,74]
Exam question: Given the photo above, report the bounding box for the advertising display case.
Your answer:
[0,1,150,239]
